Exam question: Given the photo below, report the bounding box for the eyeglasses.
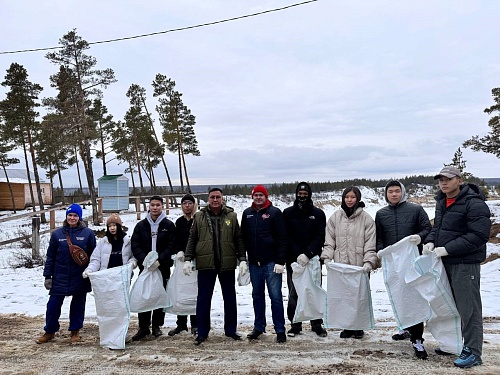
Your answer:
[209,195,222,200]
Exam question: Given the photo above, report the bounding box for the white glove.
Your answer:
[409,235,421,245]
[273,264,284,274]
[362,263,372,273]
[239,261,248,276]
[176,251,185,262]
[131,260,138,269]
[422,243,435,255]
[297,254,309,266]
[149,260,160,271]
[323,258,331,265]
[82,270,91,278]
[183,261,193,276]
[434,247,449,257]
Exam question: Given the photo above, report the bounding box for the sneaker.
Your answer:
[392,329,410,341]
[70,330,81,343]
[312,326,328,337]
[132,328,150,341]
[412,339,428,360]
[453,347,482,368]
[152,326,163,337]
[353,330,364,339]
[287,326,302,337]
[247,329,263,340]
[340,330,354,339]
[191,326,198,336]
[168,326,188,336]
[35,332,55,344]
[276,332,287,343]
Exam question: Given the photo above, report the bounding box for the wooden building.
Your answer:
[0,169,53,210]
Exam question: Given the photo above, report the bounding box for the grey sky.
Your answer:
[1,0,499,187]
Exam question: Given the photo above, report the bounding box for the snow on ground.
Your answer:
[0,189,500,336]
[0,192,499,342]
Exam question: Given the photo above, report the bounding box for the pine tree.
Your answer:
[0,63,46,220]
[45,29,116,224]
[126,84,174,191]
[463,87,500,159]
[444,147,473,181]
[88,98,116,176]
[153,74,200,193]
[0,117,20,212]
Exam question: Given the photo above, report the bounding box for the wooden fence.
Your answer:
[0,194,205,257]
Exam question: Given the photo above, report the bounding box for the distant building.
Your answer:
[0,169,52,210]
[98,174,129,212]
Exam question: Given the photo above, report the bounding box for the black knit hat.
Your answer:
[181,194,196,204]
[295,182,312,198]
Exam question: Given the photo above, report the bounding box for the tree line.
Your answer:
[0,30,200,223]
[214,171,488,197]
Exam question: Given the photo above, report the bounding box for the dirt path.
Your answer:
[1,315,499,375]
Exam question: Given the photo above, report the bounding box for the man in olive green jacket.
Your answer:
[184,188,247,345]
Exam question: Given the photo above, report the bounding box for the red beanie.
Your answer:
[251,185,268,198]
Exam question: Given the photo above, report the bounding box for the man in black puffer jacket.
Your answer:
[424,166,491,369]
[241,185,287,343]
[375,180,431,359]
[283,182,327,338]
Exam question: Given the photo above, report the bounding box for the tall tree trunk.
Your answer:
[21,140,36,212]
[1,162,17,213]
[127,159,136,194]
[180,147,192,194]
[141,95,173,192]
[56,159,65,204]
[177,148,184,192]
[133,140,146,211]
[74,146,83,193]
[27,129,46,223]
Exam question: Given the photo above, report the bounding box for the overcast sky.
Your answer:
[1,0,499,187]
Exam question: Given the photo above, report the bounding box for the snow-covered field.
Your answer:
[0,189,499,374]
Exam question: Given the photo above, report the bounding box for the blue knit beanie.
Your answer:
[66,204,83,221]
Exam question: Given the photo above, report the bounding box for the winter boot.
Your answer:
[70,330,81,343]
[35,332,55,344]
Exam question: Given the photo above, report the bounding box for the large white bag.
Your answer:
[89,263,133,349]
[405,253,463,355]
[165,259,198,315]
[129,251,169,313]
[377,237,432,329]
[291,256,327,323]
[325,262,375,330]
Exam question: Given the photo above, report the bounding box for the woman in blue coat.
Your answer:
[35,204,96,344]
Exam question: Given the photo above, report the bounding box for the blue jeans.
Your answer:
[196,269,237,338]
[249,262,286,334]
[44,293,87,333]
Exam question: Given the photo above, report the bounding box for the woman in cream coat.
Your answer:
[321,186,377,339]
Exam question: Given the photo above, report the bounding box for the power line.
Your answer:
[0,0,318,55]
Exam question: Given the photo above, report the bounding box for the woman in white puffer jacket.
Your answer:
[321,186,377,339]
[84,213,136,275]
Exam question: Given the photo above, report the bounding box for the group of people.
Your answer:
[35,165,491,369]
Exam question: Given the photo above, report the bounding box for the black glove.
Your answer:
[44,278,52,290]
